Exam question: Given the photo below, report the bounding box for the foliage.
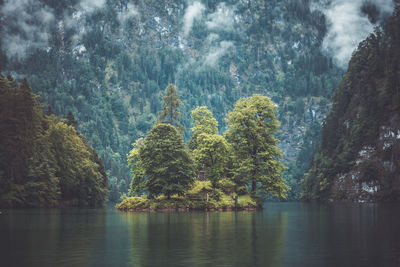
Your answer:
[217,178,236,195]
[0,76,108,207]
[157,84,184,133]
[189,106,219,150]
[127,138,145,196]
[189,106,228,186]
[302,6,400,201]
[192,133,229,186]
[1,0,345,201]
[225,94,289,198]
[139,123,195,198]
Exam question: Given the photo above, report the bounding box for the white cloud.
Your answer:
[183,1,205,36]
[205,3,235,31]
[313,0,394,69]
[79,0,106,13]
[118,3,138,25]
[0,0,55,60]
[204,41,234,67]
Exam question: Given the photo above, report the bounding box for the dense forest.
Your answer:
[0,76,108,207]
[2,0,397,203]
[302,5,400,202]
[0,0,344,202]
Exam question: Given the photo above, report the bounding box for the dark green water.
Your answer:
[1,203,399,267]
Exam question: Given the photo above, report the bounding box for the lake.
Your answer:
[1,203,399,266]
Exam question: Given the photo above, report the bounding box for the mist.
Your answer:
[206,3,235,31]
[183,1,205,36]
[204,41,234,67]
[0,0,55,60]
[313,0,395,69]
[0,0,108,61]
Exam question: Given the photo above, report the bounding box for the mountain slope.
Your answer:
[302,4,400,202]
[0,0,344,201]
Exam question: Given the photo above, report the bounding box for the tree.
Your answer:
[189,106,228,186]
[139,123,195,198]
[225,94,289,198]
[192,133,229,187]
[66,111,78,129]
[0,76,108,207]
[189,106,218,150]
[157,84,184,132]
[127,138,145,196]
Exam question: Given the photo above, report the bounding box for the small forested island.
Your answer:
[117,84,288,211]
[0,76,108,208]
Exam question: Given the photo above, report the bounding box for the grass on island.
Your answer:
[116,180,258,211]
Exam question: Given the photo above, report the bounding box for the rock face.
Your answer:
[302,6,400,202]
[331,115,400,202]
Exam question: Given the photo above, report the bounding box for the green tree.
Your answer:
[189,106,228,186]
[157,84,184,132]
[189,106,218,150]
[0,76,107,207]
[139,123,195,199]
[127,138,145,196]
[66,111,78,129]
[225,94,289,198]
[192,133,229,187]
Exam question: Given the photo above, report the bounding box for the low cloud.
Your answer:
[118,3,138,25]
[204,41,234,67]
[313,0,394,69]
[183,1,205,36]
[79,0,106,14]
[0,0,55,60]
[0,0,109,60]
[205,3,235,31]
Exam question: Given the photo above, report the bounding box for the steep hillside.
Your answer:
[0,75,108,207]
[0,0,345,201]
[302,5,400,202]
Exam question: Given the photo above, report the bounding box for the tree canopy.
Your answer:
[0,75,108,208]
[189,106,219,150]
[225,94,289,198]
[157,84,184,133]
[139,123,195,198]
[127,94,288,202]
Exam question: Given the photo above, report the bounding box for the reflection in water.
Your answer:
[0,203,399,267]
[0,209,107,267]
[120,211,287,266]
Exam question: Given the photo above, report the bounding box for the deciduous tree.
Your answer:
[225,94,289,198]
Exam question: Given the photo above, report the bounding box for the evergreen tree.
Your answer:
[157,84,184,133]
[0,76,108,207]
[225,94,289,198]
[46,104,53,116]
[66,111,78,129]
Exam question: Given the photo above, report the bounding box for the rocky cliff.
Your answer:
[303,5,400,202]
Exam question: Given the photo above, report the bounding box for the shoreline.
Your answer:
[116,206,260,212]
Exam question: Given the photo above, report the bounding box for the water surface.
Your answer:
[1,203,399,266]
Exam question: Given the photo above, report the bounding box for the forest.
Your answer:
[1,0,398,205]
[302,5,400,202]
[1,1,400,266]
[0,0,344,202]
[0,75,108,207]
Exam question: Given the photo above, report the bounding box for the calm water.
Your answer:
[1,203,399,267]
